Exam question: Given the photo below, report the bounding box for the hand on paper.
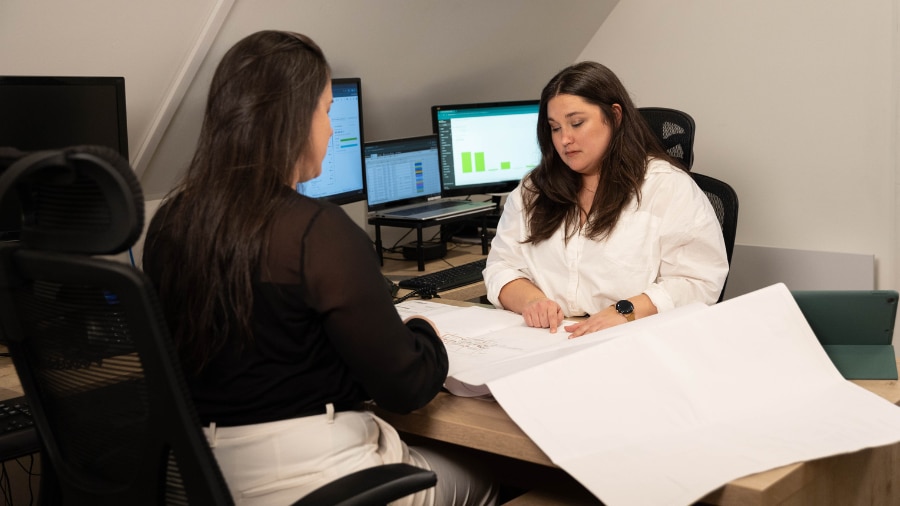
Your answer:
[522,297,565,333]
[564,294,658,339]
[497,278,565,333]
[403,315,440,336]
[564,306,626,339]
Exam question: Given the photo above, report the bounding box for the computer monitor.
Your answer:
[0,75,130,239]
[296,77,366,205]
[0,75,129,158]
[431,100,540,198]
[364,135,441,212]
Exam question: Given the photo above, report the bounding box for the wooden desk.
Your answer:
[0,352,23,399]
[382,242,488,303]
[376,362,900,505]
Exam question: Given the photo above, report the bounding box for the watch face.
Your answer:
[615,299,634,314]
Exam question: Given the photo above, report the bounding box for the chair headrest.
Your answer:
[637,107,695,170]
[0,145,143,254]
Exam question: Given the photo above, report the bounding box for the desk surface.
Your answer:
[375,342,900,506]
[0,353,22,399]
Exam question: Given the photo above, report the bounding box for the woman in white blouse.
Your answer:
[483,62,728,338]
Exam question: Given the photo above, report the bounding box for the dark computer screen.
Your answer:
[0,75,129,158]
[431,100,540,197]
[0,75,130,238]
[296,77,366,205]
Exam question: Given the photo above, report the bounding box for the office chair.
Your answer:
[0,146,436,505]
[690,172,739,302]
[638,107,696,170]
[638,107,738,302]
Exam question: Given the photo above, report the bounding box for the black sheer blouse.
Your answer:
[144,188,448,426]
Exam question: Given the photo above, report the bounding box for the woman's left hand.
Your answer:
[563,306,629,339]
[564,294,657,339]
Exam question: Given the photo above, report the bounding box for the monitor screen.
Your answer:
[0,75,129,238]
[432,100,540,197]
[364,135,441,212]
[296,77,366,205]
[0,75,129,158]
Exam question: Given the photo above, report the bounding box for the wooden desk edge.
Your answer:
[374,392,553,466]
[381,351,900,505]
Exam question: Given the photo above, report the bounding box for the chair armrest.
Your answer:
[291,463,436,506]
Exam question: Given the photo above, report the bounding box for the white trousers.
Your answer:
[203,407,497,506]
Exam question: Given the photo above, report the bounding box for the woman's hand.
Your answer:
[563,306,627,339]
[522,297,565,333]
[564,294,657,339]
[498,279,566,333]
[403,315,440,337]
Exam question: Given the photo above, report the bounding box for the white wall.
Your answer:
[0,0,226,170]
[579,0,898,294]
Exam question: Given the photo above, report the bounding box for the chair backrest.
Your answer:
[638,107,738,302]
[0,146,235,505]
[690,172,739,302]
[638,107,695,170]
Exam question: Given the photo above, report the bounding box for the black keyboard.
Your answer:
[398,258,487,292]
[0,396,38,459]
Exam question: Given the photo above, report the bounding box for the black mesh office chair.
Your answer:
[0,146,436,505]
[638,108,739,302]
[690,172,738,302]
[638,107,696,170]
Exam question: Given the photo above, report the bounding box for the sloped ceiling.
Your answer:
[141,0,619,196]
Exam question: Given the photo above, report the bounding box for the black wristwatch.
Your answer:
[613,299,635,322]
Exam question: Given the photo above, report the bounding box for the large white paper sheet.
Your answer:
[487,283,900,505]
[396,301,575,395]
[396,300,707,395]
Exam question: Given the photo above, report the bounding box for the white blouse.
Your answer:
[483,159,729,316]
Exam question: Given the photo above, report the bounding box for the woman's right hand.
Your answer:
[522,297,565,333]
[403,315,440,337]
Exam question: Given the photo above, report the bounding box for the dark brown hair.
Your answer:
[147,30,330,372]
[523,61,678,244]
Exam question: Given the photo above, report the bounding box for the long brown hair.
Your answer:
[523,61,678,244]
[147,30,330,373]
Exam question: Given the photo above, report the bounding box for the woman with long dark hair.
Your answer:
[484,62,728,337]
[144,30,496,506]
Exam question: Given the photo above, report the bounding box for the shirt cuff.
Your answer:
[644,284,675,313]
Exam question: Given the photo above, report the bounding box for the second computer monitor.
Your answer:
[296,77,366,205]
[0,75,130,239]
[364,135,441,211]
[0,75,129,158]
[432,99,540,197]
